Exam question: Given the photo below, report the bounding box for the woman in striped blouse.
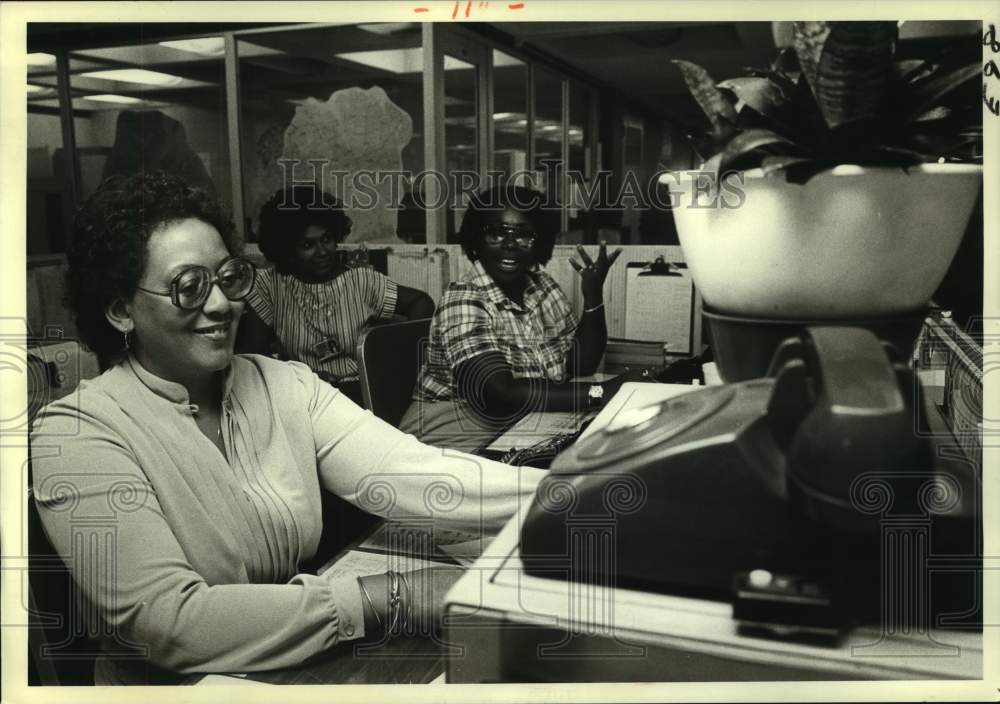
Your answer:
[237,185,434,405]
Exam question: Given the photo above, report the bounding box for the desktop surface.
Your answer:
[444,381,982,683]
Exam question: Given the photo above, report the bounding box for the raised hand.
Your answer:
[569,241,623,305]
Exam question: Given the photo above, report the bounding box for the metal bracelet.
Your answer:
[398,570,411,634]
[386,570,402,637]
[356,575,384,633]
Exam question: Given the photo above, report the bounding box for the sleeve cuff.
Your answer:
[379,278,399,320]
[324,574,368,641]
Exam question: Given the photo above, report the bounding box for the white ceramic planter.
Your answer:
[663,164,982,319]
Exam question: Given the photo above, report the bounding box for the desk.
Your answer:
[443,382,982,682]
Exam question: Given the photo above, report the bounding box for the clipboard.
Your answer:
[623,256,695,354]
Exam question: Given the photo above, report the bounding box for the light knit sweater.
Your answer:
[31,353,543,683]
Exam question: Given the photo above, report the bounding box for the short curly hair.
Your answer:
[458,185,558,265]
[257,185,352,274]
[67,171,239,359]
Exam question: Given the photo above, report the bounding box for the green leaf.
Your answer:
[672,60,739,142]
[901,62,981,124]
[771,47,800,75]
[791,21,832,94]
[717,128,800,174]
[893,59,935,84]
[759,155,813,176]
[718,77,789,117]
[794,21,897,129]
[866,145,933,165]
[914,106,951,122]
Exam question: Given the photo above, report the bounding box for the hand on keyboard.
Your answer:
[498,431,582,468]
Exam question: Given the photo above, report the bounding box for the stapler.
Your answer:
[520,327,980,630]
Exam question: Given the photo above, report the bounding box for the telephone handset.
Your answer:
[766,327,930,531]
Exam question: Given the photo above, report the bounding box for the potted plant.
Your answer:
[663,21,982,322]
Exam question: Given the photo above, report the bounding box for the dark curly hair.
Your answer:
[458,185,558,265]
[67,171,239,360]
[257,184,352,274]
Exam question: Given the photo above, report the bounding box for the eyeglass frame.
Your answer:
[135,256,257,311]
[480,223,537,249]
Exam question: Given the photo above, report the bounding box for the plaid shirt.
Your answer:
[413,261,578,401]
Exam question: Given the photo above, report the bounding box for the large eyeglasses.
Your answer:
[136,257,256,311]
[482,224,536,249]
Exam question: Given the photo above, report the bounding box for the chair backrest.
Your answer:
[27,483,99,685]
[356,317,431,427]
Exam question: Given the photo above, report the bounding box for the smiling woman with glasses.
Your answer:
[29,171,544,685]
[399,184,647,453]
[235,184,434,405]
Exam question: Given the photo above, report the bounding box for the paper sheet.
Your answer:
[435,535,497,567]
[356,524,498,567]
[196,674,270,686]
[623,263,694,352]
[320,549,452,579]
[485,409,594,452]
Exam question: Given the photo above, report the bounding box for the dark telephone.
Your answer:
[520,327,980,630]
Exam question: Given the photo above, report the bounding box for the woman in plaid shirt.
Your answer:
[399,185,645,452]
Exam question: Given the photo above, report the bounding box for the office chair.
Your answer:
[26,356,99,684]
[356,317,432,428]
[27,480,101,685]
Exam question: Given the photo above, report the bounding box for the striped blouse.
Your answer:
[247,267,398,382]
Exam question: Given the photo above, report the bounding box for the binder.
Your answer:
[622,256,696,354]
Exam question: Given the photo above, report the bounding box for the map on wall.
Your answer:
[282,86,413,244]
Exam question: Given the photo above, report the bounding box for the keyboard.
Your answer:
[496,425,589,468]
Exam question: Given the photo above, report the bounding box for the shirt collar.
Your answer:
[469,260,545,310]
[124,353,235,410]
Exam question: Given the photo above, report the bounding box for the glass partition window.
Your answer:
[491,50,527,186]
[567,81,592,239]
[532,67,563,229]
[237,23,425,244]
[443,54,478,240]
[67,39,231,208]
[27,52,69,255]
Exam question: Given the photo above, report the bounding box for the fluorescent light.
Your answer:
[336,48,421,73]
[158,38,225,56]
[444,56,474,71]
[84,94,144,104]
[336,49,476,73]
[27,53,55,66]
[357,23,416,36]
[81,68,185,86]
[27,84,46,94]
[492,51,525,68]
[493,112,525,121]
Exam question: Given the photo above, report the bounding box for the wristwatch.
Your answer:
[588,384,605,408]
